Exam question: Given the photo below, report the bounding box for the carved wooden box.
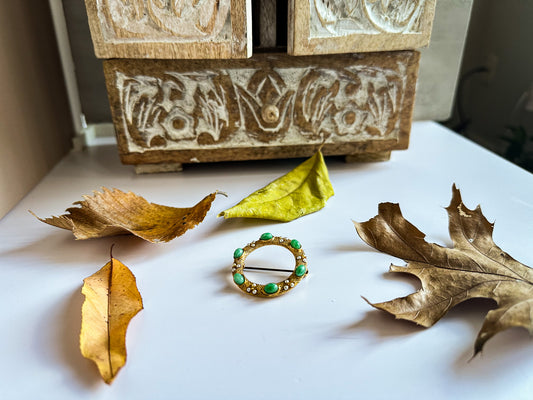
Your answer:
[84,1,434,169]
[104,51,420,166]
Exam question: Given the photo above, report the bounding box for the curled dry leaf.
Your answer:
[80,251,143,384]
[31,188,221,242]
[354,185,533,355]
[218,151,334,222]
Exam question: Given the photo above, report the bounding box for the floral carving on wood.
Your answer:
[113,58,411,153]
[192,73,240,145]
[333,67,402,138]
[235,69,295,143]
[293,69,340,140]
[310,0,427,37]
[118,72,196,149]
[97,0,231,42]
[117,71,240,149]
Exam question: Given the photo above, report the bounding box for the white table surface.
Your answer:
[1,121,532,399]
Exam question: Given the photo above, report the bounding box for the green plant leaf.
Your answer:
[219,151,334,222]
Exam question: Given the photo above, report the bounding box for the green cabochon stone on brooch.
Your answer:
[233,273,245,285]
[290,239,301,250]
[264,283,279,294]
[230,234,308,298]
[295,264,307,277]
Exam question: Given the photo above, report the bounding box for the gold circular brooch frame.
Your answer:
[231,233,308,298]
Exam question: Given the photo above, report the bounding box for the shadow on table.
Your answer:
[450,299,533,376]
[454,326,533,377]
[332,242,380,253]
[33,287,102,389]
[0,230,167,267]
[344,309,424,338]
[205,216,279,237]
[60,288,102,388]
[214,263,242,297]
[213,263,278,303]
[347,294,533,371]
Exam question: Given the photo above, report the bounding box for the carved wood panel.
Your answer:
[289,0,436,55]
[84,0,251,59]
[104,52,420,165]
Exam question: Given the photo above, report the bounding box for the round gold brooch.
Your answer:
[231,233,308,298]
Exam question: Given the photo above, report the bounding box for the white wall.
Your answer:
[0,2,73,218]
[414,0,474,121]
[447,0,533,167]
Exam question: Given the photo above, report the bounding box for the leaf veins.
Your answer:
[80,252,143,384]
[218,150,334,222]
[31,188,221,242]
[354,184,533,355]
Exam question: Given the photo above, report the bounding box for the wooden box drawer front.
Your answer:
[103,51,420,165]
[84,0,251,59]
[289,0,437,55]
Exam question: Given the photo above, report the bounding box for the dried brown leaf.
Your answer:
[80,251,143,384]
[31,188,220,242]
[354,185,533,355]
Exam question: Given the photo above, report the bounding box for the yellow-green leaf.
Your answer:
[219,151,334,222]
[80,254,143,384]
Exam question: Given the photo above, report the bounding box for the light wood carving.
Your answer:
[104,52,420,165]
[97,0,230,41]
[289,0,436,55]
[311,0,426,35]
[84,0,251,58]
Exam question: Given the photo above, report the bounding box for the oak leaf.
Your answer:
[354,185,533,355]
[218,151,334,222]
[31,188,220,242]
[80,252,143,384]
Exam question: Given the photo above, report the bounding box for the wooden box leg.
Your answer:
[345,151,391,163]
[134,163,183,174]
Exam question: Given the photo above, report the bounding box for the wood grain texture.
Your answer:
[134,163,183,174]
[345,151,391,163]
[259,0,277,48]
[288,0,436,55]
[103,51,420,165]
[84,0,251,59]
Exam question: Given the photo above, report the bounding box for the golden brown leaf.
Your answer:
[354,185,533,355]
[31,188,220,242]
[80,252,143,384]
